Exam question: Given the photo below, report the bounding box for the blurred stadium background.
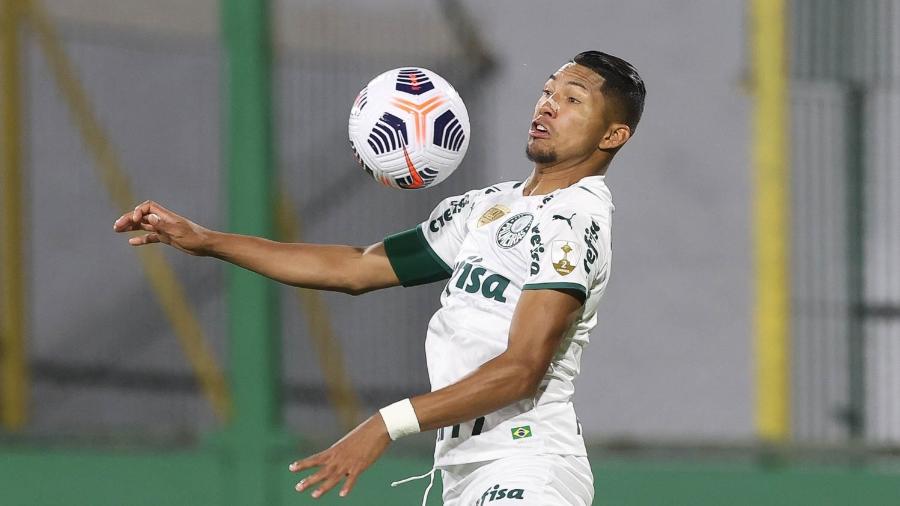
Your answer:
[1,0,899,504]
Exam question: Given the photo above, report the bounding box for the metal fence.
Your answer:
[789,0,900,443]
[14,1,226,439]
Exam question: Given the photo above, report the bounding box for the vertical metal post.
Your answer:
[836,0,867,441]
[221,0,281,504]
[844,84,866,439]
[0,0,27,431]
[751,0,791,442]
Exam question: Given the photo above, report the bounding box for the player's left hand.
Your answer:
[289,413,391,499]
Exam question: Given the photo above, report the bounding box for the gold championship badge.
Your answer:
[551,240,579,275]
[478,204,511,227]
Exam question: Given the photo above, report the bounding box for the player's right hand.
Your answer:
[113,200,212,256]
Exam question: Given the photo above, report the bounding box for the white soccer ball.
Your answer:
[348,68,470,189]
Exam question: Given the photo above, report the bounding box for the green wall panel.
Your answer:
[595,459,900,506]
[2,448,898,505]
[0,448,225,506]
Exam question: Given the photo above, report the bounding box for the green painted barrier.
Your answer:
[2,446,898,505]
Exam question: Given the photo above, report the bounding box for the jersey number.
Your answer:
[437,417,485,441]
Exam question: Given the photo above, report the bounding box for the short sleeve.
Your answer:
[383,191,475,286]
[522,206,609,300]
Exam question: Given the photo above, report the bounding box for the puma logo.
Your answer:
[552,212,576,229]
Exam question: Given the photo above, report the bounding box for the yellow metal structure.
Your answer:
[1,0,27,430]
[751,0,790,441]
[276,195,361,431]
[27,0,232,421]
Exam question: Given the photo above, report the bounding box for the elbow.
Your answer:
[340,280,387,296]
[519,374,544,400]
[331,266,372,296]
[505,362,547,401]
[340,285,370,296]
[286,276,370,296]
[339,276,378,296]
[337,249,384,296]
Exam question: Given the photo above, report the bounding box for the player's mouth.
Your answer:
[529,120,551,139]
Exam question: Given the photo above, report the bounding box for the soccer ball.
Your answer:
[348,68,470,189]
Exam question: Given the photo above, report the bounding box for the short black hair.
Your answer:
[572,51,646,133]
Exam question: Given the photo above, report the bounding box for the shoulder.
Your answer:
[543,177,614,221]
[425,181,522,230]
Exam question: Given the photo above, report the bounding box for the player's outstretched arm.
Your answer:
[113,200,400,294]
[287,288,581,499]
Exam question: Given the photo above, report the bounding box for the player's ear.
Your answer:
[598,123,631,151]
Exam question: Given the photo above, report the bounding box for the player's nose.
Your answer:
[538,94,558,118]
[538,106,557,121]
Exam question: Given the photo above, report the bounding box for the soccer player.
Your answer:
[114,50,645,505]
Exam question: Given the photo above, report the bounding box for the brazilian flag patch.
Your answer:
[511,425,532,440]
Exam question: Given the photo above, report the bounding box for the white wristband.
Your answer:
[379,398,421,440]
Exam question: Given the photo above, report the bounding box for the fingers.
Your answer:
[339,472,359,497]
[128,233,160,246]
[295,469,355,499]
[289,455,356,499]
[128,200,170,227]
[311,474,344,499]
[114,200,167,232]
[114,201,174,248]
[294,469,326,493]
[289,454,320,474]
[113,212,140,232]
[131,201,150,224]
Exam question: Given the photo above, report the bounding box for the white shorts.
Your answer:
[440,454,594,506]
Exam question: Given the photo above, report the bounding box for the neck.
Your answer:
[521,152,612,196]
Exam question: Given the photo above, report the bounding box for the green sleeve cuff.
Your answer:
[522,282,587,300]
[383,225,453,287]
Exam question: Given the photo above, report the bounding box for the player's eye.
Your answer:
[542,89,552,97]
[567,96,581,104]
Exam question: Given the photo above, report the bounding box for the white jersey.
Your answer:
[384,176,614,466]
